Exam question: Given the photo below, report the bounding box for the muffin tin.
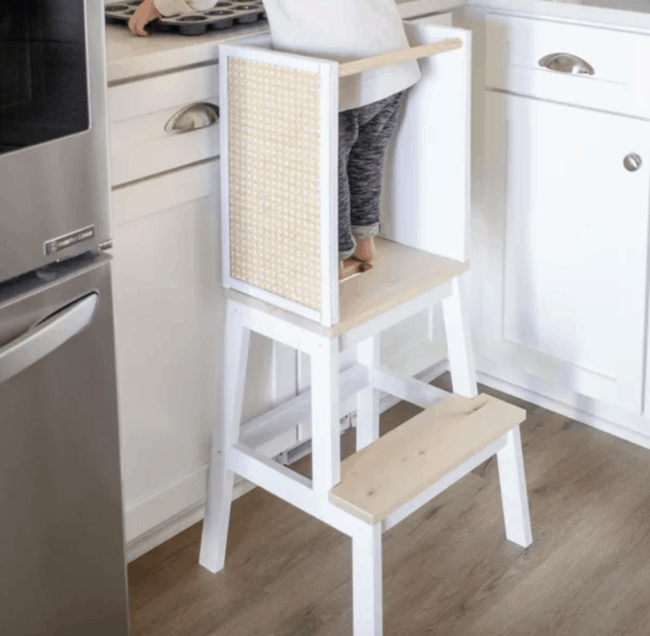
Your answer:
[105,1,267,36]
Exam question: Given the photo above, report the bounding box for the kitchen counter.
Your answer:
[105,21,271,83]
[103,0,460,83]
[468,0,650,31]
[105,0,650,83]
[559,0,650,12]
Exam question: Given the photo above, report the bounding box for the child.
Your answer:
[130,0,421,279]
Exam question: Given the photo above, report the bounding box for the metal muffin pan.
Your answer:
[105,1,267,36]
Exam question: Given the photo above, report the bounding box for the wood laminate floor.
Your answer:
[128,374,650,636]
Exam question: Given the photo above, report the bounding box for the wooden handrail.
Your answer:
[338,37,463,78]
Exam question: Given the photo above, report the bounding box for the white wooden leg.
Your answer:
[199,301,251,573]
[310,337,341,503]
[352,523,383,636]
[442,273,478,398]
[355,336,380,452]
[496,426,533,548]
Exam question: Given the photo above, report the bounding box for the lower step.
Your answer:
[329,393,526,524]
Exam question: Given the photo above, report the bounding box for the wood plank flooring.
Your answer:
[128,374,650,636]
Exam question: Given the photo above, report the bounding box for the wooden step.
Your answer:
[225,237,469,339]
[329,393,527,524]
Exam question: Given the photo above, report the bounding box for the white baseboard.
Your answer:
[126,478,257,563]
[126,502,205,563]
[124,429,296,562]
[124,464,208,550]
[475,369,650,451]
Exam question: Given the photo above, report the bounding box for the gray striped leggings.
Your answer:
[338,88,410,260]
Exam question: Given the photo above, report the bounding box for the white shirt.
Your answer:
[152,0,421,111]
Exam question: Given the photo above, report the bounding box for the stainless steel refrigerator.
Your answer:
[0,1,130,634]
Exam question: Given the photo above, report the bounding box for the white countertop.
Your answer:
[105,21,271,83]
[103,0,457,83]
[104,0,650,83]
[555,0,650,11]
[468,0,650,31]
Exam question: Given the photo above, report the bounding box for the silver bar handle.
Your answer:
[0,292,98,385]
[538,53,595,76]
[164,102,220,134]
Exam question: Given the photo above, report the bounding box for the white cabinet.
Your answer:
[112,160,224,541]
[472,91,650,414]
[108,63,220,186]
[108,49,301,548]
[484,12,650,119]
[112,158,294,548]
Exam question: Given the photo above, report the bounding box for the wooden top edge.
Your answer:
[225,239,470,338]
[334,239,470,337]
[338,38,464,78]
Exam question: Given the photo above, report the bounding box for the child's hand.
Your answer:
[128,0,162,37]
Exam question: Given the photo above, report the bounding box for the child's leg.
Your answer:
[338,109,360,262]
[339,107,372,279]
[346,89,410,262]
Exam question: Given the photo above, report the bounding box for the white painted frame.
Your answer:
[219,43,339,327]
[205,295,532,544]
[201,277,533,635]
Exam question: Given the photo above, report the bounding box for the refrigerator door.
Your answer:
[0,0,112,282]
[0,252,129,636]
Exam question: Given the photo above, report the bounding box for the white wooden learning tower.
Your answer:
[200,16,533,636]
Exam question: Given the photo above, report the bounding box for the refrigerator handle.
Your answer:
[0,292,99,385]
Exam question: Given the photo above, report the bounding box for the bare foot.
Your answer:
[352,237,376,263]
[339,258,372,281]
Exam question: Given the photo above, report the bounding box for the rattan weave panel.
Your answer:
[228,57,323,311]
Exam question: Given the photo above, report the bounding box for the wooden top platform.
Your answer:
[226,238,469,338]
[329,394,527,524]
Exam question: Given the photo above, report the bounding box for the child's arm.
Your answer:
[128,0,194,36]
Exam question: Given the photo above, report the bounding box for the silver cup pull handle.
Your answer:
[538,53,595,76]
[164,102,220,134]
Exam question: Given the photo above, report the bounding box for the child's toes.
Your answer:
[339,258,372,280]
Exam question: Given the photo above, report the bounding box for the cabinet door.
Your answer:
[113,171,224,541]
[112,160,296,543]
[474,92,650,414]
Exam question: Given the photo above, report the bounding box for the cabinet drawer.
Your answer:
[112,158,220,226]
[108,63,219,122]
[108,64,220,186]
[485,14,650,118]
